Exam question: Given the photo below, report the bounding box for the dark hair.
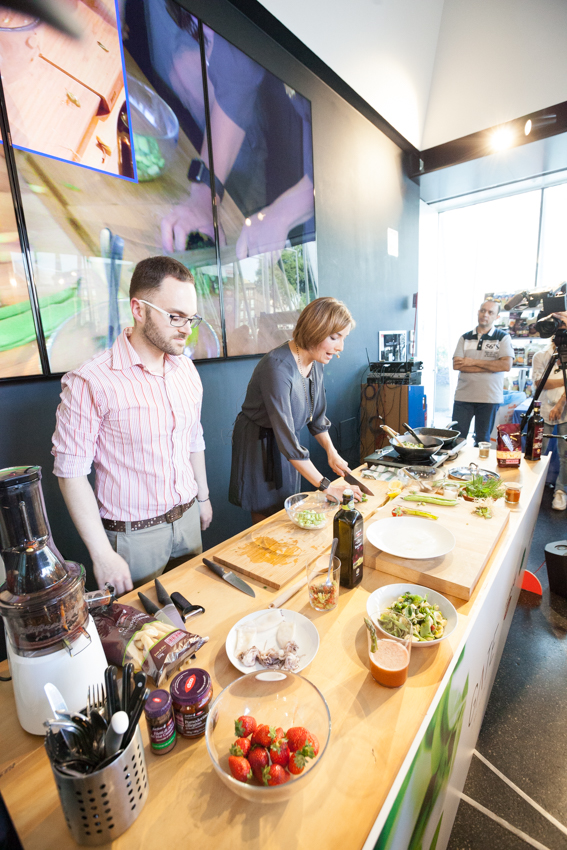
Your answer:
[129,256,194,299]
[293,297,354,350]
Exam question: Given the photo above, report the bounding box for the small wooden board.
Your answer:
[364,495,510,600]
[214,476,392,589]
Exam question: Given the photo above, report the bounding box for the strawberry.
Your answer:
[286,726,309,752]
[262,764,289,786]
[228,755,252,783]
[235,715,257,738]
[307,731,320,757]
[248,745,269,782]
[269,736,290,768]
[251,723,276,748]
[230,737,251,758]
[288,743,315,775]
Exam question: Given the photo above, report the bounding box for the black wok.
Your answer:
[389,434,444,461]
[412,427,461,450]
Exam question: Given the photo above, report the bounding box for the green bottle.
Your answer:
[333,489,364,589]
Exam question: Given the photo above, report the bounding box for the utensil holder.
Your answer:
[51,726,148,846]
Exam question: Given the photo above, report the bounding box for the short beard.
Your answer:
[141,313,186,356]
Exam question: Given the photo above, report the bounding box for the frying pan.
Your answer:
[389,433,444,462]
[412,427,461,450]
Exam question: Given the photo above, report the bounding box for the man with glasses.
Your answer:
[52,256,212,594]
[452,300,514,445]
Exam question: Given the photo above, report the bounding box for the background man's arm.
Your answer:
[189,450,213,530]
[58,477,133,594]
[454,356,512,373]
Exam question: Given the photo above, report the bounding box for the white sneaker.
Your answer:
[552,490,567,510]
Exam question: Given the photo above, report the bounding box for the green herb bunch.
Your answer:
[463,473,506,501]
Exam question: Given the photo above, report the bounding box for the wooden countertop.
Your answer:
[0,447,547,849]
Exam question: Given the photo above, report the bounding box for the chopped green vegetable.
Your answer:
[133,133,166,181]
[402,494,458,506]
[380,591,447,643]
[66,91,81,107]
[361,493,368,502]
[293,509,326,529]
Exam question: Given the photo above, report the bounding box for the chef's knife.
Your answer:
[137,592,186,631]
[154,579,191,630]
[170,592,205,620]
[343,471,374,497]
[202,557,256,597]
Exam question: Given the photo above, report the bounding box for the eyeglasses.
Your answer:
[139,299,202,329]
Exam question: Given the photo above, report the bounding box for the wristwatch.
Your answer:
[187,158,225,202]
[317,476,330,492]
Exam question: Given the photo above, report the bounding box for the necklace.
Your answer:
[294,342,313,423]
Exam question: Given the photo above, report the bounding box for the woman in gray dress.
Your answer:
[229,297,362,522]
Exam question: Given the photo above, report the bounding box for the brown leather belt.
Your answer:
[101,498,196,533]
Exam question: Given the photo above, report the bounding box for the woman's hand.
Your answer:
[326,450,349,477]
[325,483,362,504]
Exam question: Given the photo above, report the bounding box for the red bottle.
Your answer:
[524,400,544,461]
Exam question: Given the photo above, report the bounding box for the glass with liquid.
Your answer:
[505,482,522,508]
[478,442,490,459]
[368,615,412,688]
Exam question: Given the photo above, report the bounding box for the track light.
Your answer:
[524,114,557,136]
[491,126,515,151]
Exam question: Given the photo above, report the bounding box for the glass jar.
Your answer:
[144,689,176,755]
[170,668,213,738]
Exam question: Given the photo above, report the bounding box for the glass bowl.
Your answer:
[403,466,446,484]
[127,75,179,181]
[284,492,338,530]
[205,671,331,802]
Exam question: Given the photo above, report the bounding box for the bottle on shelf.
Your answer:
[333,489,364,589]
[524,400,545,461]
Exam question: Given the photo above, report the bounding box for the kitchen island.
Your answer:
[0,445,548,850]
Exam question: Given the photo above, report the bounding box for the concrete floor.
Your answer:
[448,483,567,850]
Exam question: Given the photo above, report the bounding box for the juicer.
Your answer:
[0,466,107,734]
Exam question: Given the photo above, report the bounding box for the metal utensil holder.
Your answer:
[51,726,148,846]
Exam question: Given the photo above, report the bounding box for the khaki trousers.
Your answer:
[105,500,202,588]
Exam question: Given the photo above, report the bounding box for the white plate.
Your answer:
[366,516,455,559]
[225,609,320,674]
[366,583,458,646]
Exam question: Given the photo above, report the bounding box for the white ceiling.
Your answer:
[257,0,567,151]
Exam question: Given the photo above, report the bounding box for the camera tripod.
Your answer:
[521,328,567,442]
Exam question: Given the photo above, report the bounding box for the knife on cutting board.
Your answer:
[202,557,256,597]
[343,471,374,496]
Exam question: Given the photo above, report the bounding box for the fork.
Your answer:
[87,682,106,715]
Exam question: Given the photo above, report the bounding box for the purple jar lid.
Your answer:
[144,689,172,718]
[170,668,211,706]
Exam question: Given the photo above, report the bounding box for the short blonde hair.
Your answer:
[293,297,354,350]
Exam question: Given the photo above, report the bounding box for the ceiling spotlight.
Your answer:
[491,126,515,151]
[524,114,556,136]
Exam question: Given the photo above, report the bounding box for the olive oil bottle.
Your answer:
[524,399,545,461]
[333,489,364,589]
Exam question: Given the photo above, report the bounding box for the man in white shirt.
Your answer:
[452,301,514,444]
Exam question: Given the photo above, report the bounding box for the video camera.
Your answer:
[504,283,567,339]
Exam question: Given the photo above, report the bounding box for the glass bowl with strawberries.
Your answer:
[205,670,331,802]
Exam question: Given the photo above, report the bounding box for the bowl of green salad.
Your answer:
[366,583,458,646]
[285,492,338,530]
[127,75,179,181]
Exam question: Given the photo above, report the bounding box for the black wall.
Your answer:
[0,0,419,589]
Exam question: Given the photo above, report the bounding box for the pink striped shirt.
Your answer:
[52,328,206,521]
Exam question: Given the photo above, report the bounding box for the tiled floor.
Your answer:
[448,484,567,849]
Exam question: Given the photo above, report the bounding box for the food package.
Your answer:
[496,423,522,468]
[92,602,208,687]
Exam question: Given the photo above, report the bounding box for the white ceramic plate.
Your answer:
[366,516,455,559]
[225,609,320,674]
[366,583,458,647]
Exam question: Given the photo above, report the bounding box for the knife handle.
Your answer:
[170,592,205,618]
[138,591,160,616]
[202,557,225,579]
[154,577,173,607]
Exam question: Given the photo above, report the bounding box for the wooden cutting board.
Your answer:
[214,475,393,589]
[364,494,510,600]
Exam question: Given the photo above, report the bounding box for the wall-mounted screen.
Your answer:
[0,0,317,378]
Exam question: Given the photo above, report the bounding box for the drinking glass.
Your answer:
[367,614,412,688]
[306,556,340,611]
